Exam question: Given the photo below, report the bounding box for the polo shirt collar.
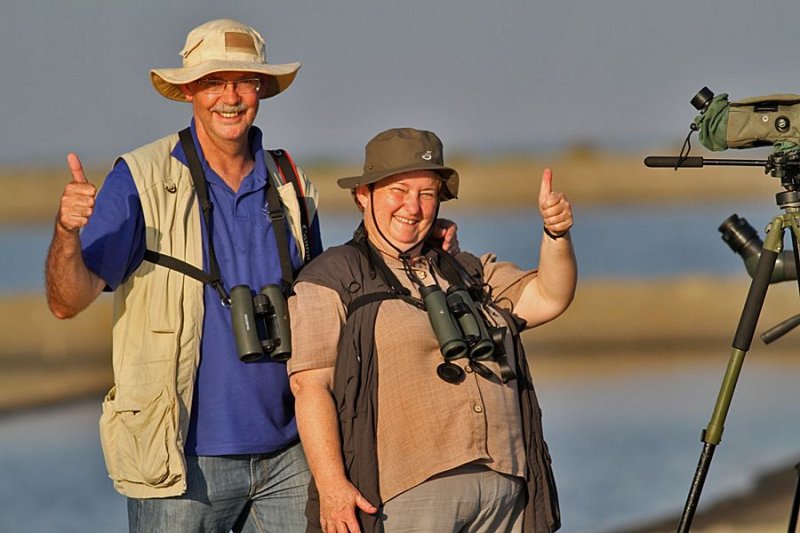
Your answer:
[170,120,268,192]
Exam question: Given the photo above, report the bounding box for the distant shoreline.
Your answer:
[1,149,785,224]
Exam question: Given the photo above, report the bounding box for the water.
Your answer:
[0,402,126,533]
[4,203,796,531]
[2,357,799,532]
[538,359,800,532]
[0,202,781,293]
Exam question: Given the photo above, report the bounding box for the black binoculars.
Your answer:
[229,284,292,362]
[420,284,500,363]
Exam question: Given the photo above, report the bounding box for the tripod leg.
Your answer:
[677,443,715,532]
[676,217,784,533]
[788,463,800,533]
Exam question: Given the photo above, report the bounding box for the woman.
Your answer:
[288,127,576,533]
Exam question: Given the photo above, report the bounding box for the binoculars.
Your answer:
[229,284,292,362]
[420,284,501,363]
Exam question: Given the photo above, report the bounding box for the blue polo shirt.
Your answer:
[81,122,322,456]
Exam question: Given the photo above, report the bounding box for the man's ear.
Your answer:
[258,75,270,98]
[179,83,194,102]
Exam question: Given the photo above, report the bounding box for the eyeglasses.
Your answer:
[195,78,262,95]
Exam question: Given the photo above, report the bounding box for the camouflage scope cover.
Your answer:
[693,93,800,153]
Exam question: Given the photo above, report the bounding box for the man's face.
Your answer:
[181,71,264,149]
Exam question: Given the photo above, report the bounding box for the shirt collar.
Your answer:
[171,120,268,191]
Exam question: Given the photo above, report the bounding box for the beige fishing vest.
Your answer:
[97,132,318,498]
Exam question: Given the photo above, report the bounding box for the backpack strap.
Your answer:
[263,175,295,293]
[268,149,314,265]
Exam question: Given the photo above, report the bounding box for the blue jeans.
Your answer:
[127,441,310,533]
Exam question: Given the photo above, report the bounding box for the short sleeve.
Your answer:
[287,281,346,374]
[480,253,537,312]
[80,159,146,290]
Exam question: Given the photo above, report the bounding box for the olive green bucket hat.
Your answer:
[338,128,459,200]
[150,18,301,102]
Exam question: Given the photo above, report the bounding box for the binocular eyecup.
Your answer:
[230,284,292,363]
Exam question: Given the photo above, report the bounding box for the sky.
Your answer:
[2,0,800,167]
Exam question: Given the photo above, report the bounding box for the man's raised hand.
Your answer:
[57,153,97,233]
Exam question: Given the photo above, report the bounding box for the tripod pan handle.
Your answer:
[644,156,704,168]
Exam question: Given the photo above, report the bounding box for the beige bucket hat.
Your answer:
[150,18,301,102]
[338,128,459,200]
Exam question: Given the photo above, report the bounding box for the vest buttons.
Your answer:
[473,404,483,413]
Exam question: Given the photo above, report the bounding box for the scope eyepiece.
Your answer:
[691,86,715,113]
[718,214,761,260]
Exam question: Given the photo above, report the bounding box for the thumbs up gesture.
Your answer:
[538,168,573,238]
[57,153,97,233]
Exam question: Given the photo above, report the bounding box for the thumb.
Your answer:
[66,152,89,184]
[539,168,553,201]
[355,493,378,514]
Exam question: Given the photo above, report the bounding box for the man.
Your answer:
[46,18,321,533]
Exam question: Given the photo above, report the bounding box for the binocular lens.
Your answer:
[441,338,469,360]
[470,339,496,360]
[446,287,495,361]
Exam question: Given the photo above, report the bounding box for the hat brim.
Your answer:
[337,163,459,201]
[150,60,301,102]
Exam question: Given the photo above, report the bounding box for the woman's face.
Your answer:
[357,170,441,253]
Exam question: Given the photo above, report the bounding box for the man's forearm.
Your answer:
[45,224,104,319]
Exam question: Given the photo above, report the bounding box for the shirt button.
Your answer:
[473,404,483,413]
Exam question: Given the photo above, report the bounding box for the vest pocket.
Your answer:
[99,385,182,488]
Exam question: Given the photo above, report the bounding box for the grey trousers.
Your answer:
[380,463,526,533]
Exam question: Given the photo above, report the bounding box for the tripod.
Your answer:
[645,153,800,532]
